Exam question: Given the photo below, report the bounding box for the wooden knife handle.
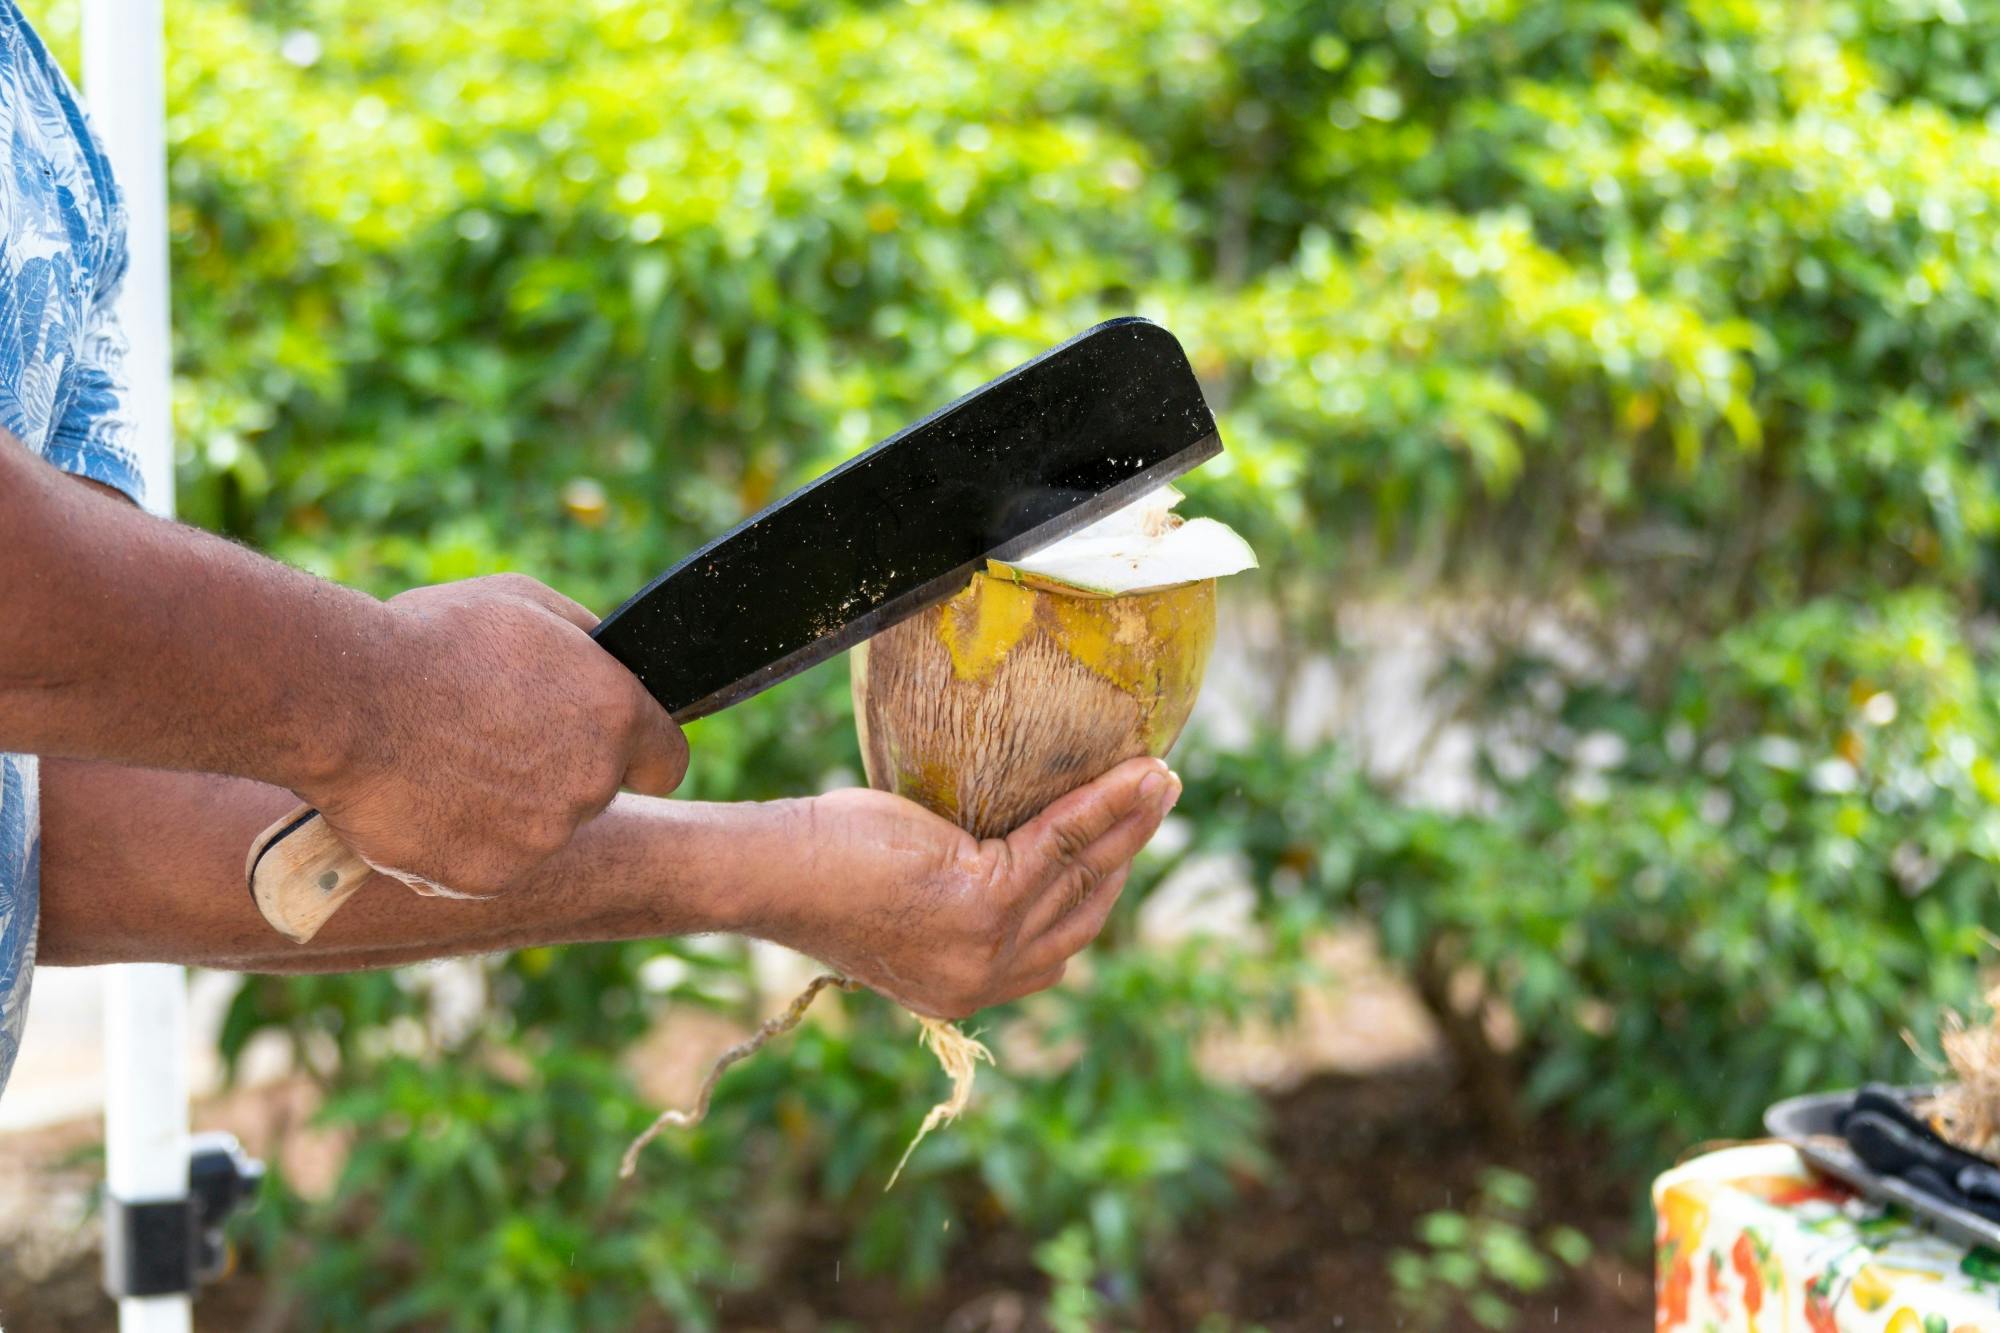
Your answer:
[247,805,374,944]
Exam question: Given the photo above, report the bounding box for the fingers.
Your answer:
[1004,756,1169,875]
[1012,766,1177,942]
[1020,864,1131,974]
[621,683,690,797]
[932,860,1133,1012]
[794,766,1175,1020]
[491,574,685,797]
[487,573,687,798]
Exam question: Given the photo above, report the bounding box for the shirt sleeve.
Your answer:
[40,263,145,508]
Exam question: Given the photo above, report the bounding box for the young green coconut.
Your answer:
[621,487,1254,1186]
[852,484,1255,838]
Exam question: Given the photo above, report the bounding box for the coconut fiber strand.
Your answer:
[1918,986,2000,1162]
[619,973,989,1189]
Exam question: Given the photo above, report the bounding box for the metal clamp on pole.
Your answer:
[103,1133,265,1301]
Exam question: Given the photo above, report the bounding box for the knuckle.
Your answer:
[585,669,633,716]
[617,687,655,733]
[1056,859,1105,915]
[487,571,542,598]
[656,752,691,796]
[1050,821,1092,863]
[659,722,692,770]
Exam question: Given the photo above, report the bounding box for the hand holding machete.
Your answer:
[302,574,689,900]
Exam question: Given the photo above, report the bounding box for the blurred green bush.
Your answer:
[23,0,2000,1324]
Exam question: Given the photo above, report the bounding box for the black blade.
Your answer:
[592,316,1221,721]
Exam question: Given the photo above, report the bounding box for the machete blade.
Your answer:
[591,316,1223,721]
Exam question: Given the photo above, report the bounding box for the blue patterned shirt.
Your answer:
[0,1,144,1098]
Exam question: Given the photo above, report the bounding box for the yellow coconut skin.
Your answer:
[851,568,1215,838]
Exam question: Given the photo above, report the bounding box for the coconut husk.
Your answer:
[620,973,858,1178]
[852,569,1214,838]
[1915,985,2000,1161]
[840,565,1217,1177]
[888,1017,992,1189]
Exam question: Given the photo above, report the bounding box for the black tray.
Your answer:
[1764,1086,2000,1251]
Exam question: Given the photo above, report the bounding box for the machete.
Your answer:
[247,316,1222,942]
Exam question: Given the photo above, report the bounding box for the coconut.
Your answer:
[852,485,1256,837]
[620,487,1253,1188]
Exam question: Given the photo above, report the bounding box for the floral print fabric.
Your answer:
[0,0,143,1099]
[1657,1143,2000,1332]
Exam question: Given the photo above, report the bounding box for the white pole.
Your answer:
[82,0,173,515]
[82,2,192,1331]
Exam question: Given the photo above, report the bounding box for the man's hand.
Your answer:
[748,756,1181,1018]
[304,574,688,899]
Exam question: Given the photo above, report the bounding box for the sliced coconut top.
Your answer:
[991,485,1257,596]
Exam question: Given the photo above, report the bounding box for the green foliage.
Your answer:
[229,934,1289,1329]
[1033,1224,1109,1333]
[243,1049,748,1331]
[1185,592,2000,1174]
[20,0,2000,1321]
[1390,1168,1591,1331]
[1492,594,2000,1151]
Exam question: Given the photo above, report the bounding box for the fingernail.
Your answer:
[1139,770,1168,803]
[1167,771,1183,808]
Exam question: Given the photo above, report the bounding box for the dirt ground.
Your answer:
[0,1062,1651,1332]
[709,1063,1653,1332]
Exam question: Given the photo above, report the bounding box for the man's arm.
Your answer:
[0,435,387,786]
[38,755,1179,1017]
[0,434,685,898]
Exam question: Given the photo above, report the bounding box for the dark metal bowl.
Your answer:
[1764,1085,2000,1251]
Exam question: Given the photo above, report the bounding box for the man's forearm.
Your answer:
[0,435,387,792]
[37,759,796,971]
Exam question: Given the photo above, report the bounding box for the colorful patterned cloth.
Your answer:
[1656,1143,2000,1332]
[0,0,144,1099]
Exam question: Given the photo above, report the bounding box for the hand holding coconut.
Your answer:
[747,756,1180,1019]
[804,483,1248,1021]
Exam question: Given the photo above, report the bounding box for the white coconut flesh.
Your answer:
[994,484,1257,596]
